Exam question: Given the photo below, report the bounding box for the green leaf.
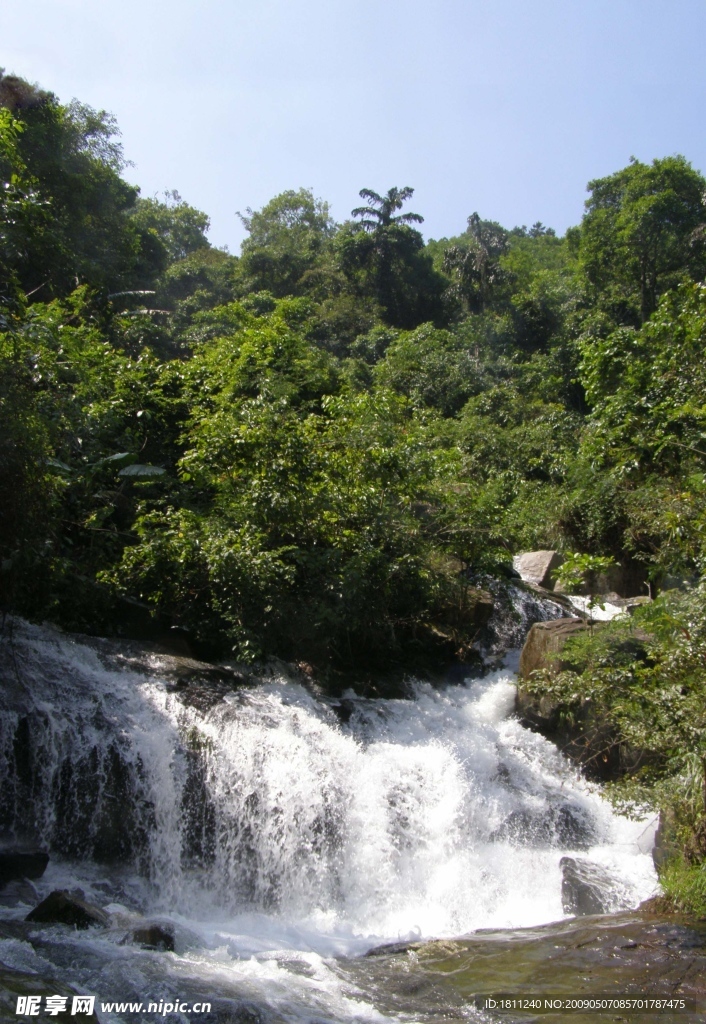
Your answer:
[117,463,166,478]
[97,452,137,466]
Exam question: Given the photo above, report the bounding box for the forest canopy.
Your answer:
[1,69,706,675]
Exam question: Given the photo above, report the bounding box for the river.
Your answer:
[0,617,704,1023]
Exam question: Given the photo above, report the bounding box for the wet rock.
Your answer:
[181,748,217,869]
[492,804,596,850]
[639,894,677,914]
[331,697,357,724]
[50,741,145,866]
[561,856,622,915]
[518,618,587,682]
[365,939,423,957]
[162,658,249,691]
[0,848,49,885]
[175,674,248,712]
[465,589,494,628]
[26,890,109,929]
[612,595,652,614]
[359,915,706,1015]
[653,808,680,869]
[497,562,522,580]
[514,551,564,589]
[132,923,175,951]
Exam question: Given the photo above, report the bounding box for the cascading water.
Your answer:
[0,617,659,1022]
[479,579,567,657]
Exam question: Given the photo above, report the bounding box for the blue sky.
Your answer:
[3,0,705,250]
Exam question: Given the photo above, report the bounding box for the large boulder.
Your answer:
[516,620,587,740]
[518,618,587,681]
[26,890,109,929]
[514,550,648,598]
[517,619,651,782]
[513,551,564,589]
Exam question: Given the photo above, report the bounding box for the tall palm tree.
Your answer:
[351,187,424,232]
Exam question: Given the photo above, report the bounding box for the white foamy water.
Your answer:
[565,594,626,621]
[0,620,658,1022]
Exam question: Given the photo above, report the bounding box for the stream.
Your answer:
[0,613,704,1023]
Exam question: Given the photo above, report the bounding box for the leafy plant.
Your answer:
[553,552,617,627]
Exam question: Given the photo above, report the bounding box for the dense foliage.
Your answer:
[2,70,706,899]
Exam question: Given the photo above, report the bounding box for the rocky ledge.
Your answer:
[515,618,649,781]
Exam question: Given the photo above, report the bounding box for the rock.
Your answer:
[517,618,653,783]
[492,804,596,850]
[465,588,494,628]
[365,939,424,957]
[560,856,623,916]
[638,895,677,914]
[497,562,522,580]
[444,587,494,631]
[0,848,49,886]
[26,890,109,929]
[518,618,587,681]
[553,560,648,599]
[513,551,564,589]
[612,595,652,615]
[132,923,175,951]
[514,618,643,778]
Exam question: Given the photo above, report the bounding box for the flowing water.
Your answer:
[0,617,702,1023]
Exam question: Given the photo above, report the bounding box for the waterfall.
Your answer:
[0,617,656,948]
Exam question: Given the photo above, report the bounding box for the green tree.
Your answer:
[237,188,336,297]
[578,282,706,577]
[130,189,210,265]
[0,72,162,298]
[105,301,456,666]
[340,186,444,328]
[351,186,424,231]
[579,156,706,323]
[443,213,509,313]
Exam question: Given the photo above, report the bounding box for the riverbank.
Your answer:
[0,616,675,1022]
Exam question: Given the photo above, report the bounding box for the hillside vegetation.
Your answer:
[2,71,706,907]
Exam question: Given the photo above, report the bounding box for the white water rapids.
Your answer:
[0,619,658,1022]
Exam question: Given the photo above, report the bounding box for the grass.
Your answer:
[660,858,706,918]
